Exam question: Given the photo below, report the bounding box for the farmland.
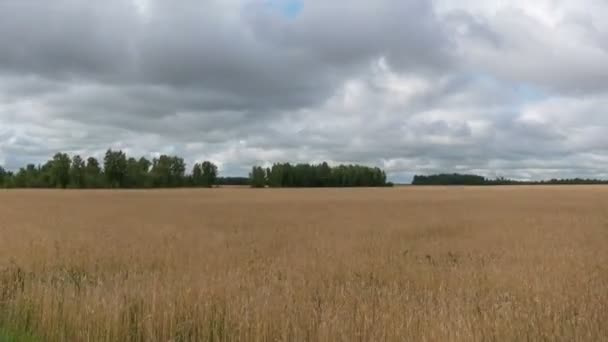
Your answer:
[1,187,607,341]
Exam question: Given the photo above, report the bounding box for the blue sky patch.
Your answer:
[515,83,548,103]
[265,0,303,18]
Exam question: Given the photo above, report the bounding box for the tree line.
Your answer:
[0,150,392,189]
[249,163,391,188]
[0,150,218,189]
[412,173,608,186]
[216,177,250,186]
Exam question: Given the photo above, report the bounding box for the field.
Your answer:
[1,187,607,341]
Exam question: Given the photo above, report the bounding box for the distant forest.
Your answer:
[4,151,605,189]
[0,150,390,188]
[412,174,608,186]
[250,163,390,188]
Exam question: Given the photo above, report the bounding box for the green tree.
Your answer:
[263,162,389,188]
[104,149,127,188]
[85,157,104,188]
[1,169,14,188]
[150,155,185,187]
[201,161,218,187]
[125,158,140,188]
[20,164,40,187]
[192,163,203,187]
[13,168,27,187]
[412,174,486,186]
[151,156,171,187]
[50,153,71,188]
[138,157,151,187]
[216,177,250,186]
[70,155,86,188]
[0,166,6,187]
[249,166,266,188]
[318,162,331,187]
[123,157,152,188]
[170,157,186,187]
[267,164,284,187]
[38,161,53,187]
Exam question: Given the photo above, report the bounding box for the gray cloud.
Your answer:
[1,0,608,181]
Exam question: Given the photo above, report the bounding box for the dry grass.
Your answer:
[0,187,607,341]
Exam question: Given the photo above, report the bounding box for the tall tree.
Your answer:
[0,169,14,188]
[0,166,5,187]
[70,155,86,188]
[138,157,151,187]
[39,161,53,187]
[249,166,266,188]
[192,163,203,187]
[13,168,28,188]
[170,157,186,187]
[151,155,171,187]
[201,161,218,187]
[104,149,127,188]
[125,158,141,188]
[318,162,331,187]
[21,164,40,188]
[50,153,71,188]
[85,157,104,188]
[150,155,186,188]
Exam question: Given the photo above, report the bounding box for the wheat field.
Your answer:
[0,187,607,341]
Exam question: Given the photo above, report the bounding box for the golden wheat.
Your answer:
[0,187,607,341]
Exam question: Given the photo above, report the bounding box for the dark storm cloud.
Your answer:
[245,0,453,70]
[0,0,452,109]
[0,1,137,79]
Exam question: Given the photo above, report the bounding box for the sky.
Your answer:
[1,0,608,182]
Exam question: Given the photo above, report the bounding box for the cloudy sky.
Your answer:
[1,0,608,182]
